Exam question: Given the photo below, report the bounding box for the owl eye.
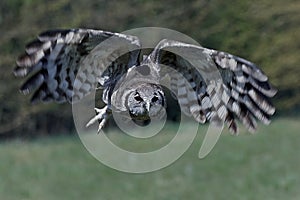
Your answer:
[151,96,159,103]
[134,93,143,102]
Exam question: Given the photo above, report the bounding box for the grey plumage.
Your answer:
[14,28,277,134]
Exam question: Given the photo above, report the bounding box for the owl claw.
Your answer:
[86,105,111,133]
[94,107,102,113]
[97,119,107,133]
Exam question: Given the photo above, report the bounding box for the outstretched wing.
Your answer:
[151,39,277,134]
[14,29,140,103]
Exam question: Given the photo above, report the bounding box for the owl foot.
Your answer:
[86,105,112,133]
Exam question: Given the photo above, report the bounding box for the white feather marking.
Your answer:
[243,96,270,124]
[78,72,87,82]
[81,83,91,92]
[236,74,248,83]
[189,81,196,89]
[221,57,227,68]
[178,86,187,96]
[26,41,52,54]
[229,58,237,71]
[202,96,212,109]
[177,78,185,86]
[242,64,252,74]
[187,89,198,102]
[248,89,275,115]
[178,97,189,105]
[232,102,241,113]
[217,105,228,120]
[231,89,239,100]
[64,32,74,43]
[56,38,64,44]
[211,92,221,107]
[73,79,82,90]
[190,104,206,123]
[32,50,45,64]
[86,73,96,84]
[221,89,230,104]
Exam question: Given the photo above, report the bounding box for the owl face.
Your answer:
[126,83,166,124]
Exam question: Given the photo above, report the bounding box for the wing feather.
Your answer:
[14,29,140,103]
[151,39,277,134]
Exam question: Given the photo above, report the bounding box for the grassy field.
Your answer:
[0,118,300,200]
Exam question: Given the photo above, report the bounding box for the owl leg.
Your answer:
[86,105,112,133]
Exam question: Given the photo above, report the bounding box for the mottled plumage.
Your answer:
[14,28,277,134]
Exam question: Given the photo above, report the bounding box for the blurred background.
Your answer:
[0,0,299,199]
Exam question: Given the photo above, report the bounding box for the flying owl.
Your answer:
[14,28,277,134]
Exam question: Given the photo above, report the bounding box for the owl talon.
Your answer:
[94,107,102,113]
[97,119,107,133]
[86,105,111,133]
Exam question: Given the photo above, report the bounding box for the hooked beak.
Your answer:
[145,102,151,112]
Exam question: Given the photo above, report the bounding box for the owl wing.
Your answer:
[151,39,277,134]
[14,29,141,103]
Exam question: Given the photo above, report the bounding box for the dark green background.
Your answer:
[1,0,299,136]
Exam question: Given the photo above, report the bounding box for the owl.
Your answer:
[14,28,277,134]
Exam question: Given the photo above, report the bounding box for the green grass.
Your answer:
[0,118,300,200]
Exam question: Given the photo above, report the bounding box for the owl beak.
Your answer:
[145,102,151,112]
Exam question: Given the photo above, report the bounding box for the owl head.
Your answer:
[126,83,166,125]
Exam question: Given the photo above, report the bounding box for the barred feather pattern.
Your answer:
[14,29,140,103]
[14,29,277,134]
[161,55,210,123]
[152,39,277,134]
[210,50,277,133]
